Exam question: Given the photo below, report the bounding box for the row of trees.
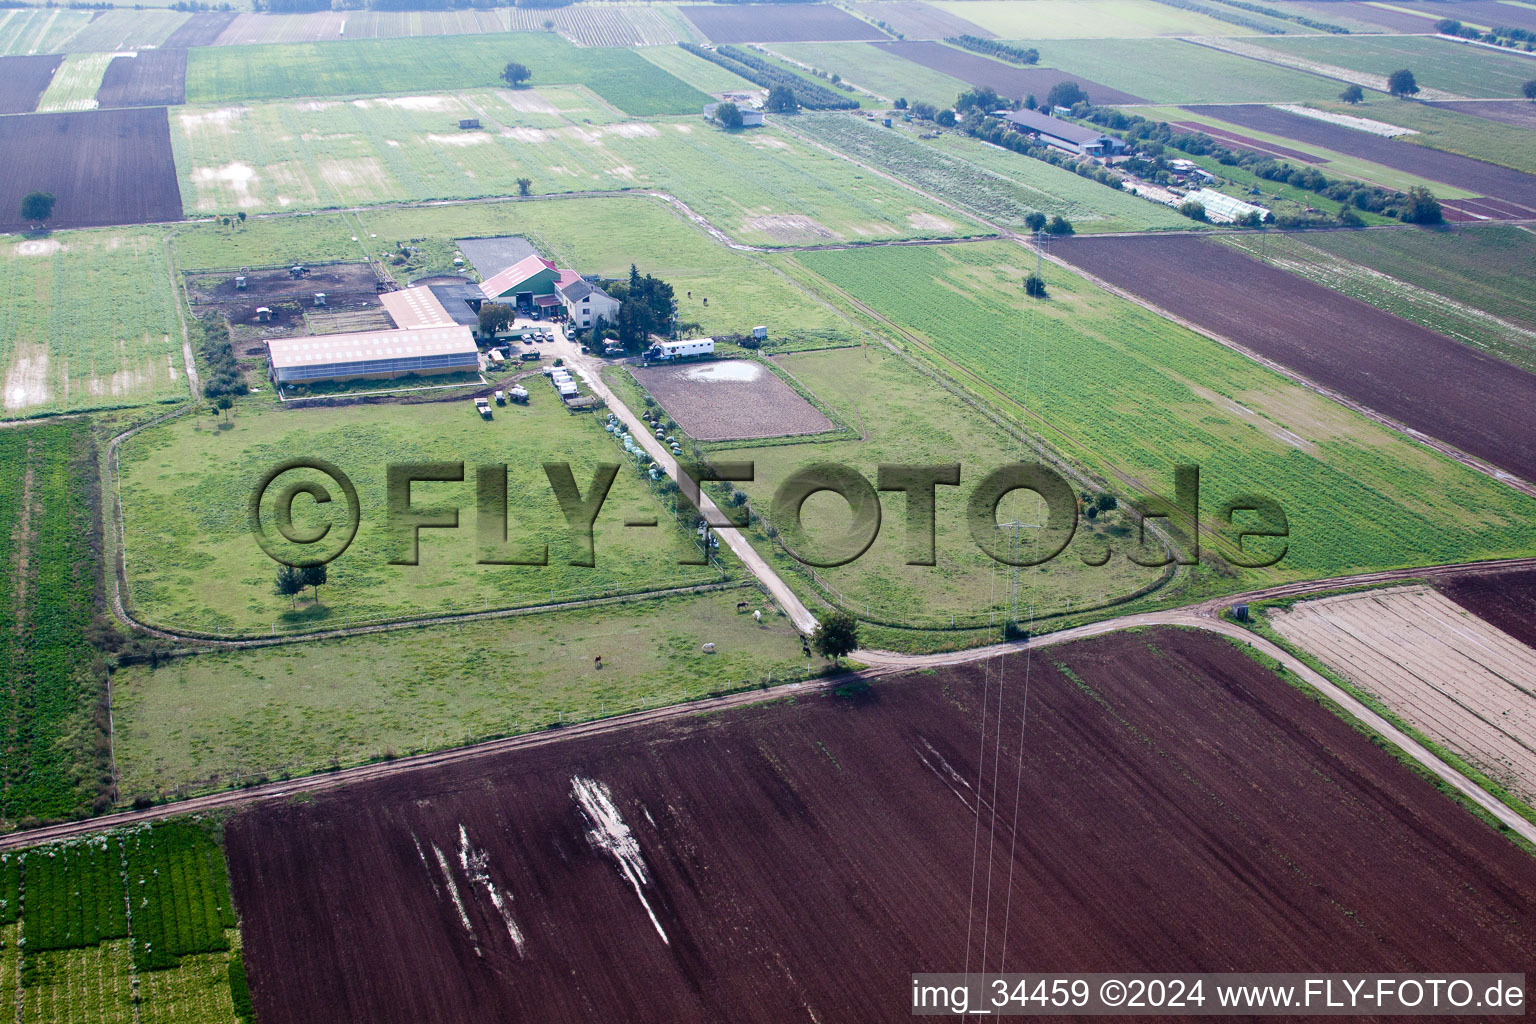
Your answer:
[274,564,327,608]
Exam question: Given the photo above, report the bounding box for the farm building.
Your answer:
[380,286,457,330]
[1000,108,1126,157]
[1184,188,1270,224]
[646,338,715,361]
[479,253,619,327]
[703,101,764,128]
[265,325,479,384]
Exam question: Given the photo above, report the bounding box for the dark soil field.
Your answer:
[1186,103,1536,214]
[1056,233,1536,485]
[632,358,834,440]
[876,40,1143,104]
[0,107,182,233]
[186,262,385,351]
[1171,120,1324,162]
[1392,0,1536,31]
[1438,568,1536,649]
[1430,99,1536,131]
[851,1,994,38]
[161,10,237,48]
[1287,0,1440,31]
[678,4,884,42]
[0,54,63,115]
[225,628,1536,1024]
[95,49,187,108]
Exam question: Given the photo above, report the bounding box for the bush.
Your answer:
[1024,273,1047,297]
[1179,200,1208,221]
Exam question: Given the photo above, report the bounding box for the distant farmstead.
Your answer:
[479,253,620,328]
[266,325,479,384]
[1000,108,1126,157]
[703,101,764,127]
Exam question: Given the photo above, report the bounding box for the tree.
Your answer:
[274,565,304,610]
[1024,211,1047,233]
[1337,206,1364,227]
[500,61,531,88]
[955,85,1004,113]
[1045,80,1087,111]
[1024,272,1047,298]
[1179,199,1208,222]
[811,612,859,663]
[237,211,246,224]
[516,177,533,196]
[300,564,327,604]
[1524,79,1536,100]
[19,191,54,228]
[1339,84,1364,104]
[935,108,956,127]
[213,394,234,421]
[478,302,513,338]
[893,96,907,110]
[1399,185,1443,224]
[1045,214,1075,236]
[715,101,744,130]
[1022,92,1036,111]
[764,84,797,113]
[1386,69,1419,98]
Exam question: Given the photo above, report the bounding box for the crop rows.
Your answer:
[125,822,235,972]
[22,838,129,952]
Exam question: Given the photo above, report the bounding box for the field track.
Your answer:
[223,626,1536,1023]
[874,39,1144,103]
[1186,103,1536,214]
[1054,233,1536,488]
[5,556,1536,853]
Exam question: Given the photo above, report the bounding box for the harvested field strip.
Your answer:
[1220,230,1536,375]
[678,3,884,42]
[1273,586,1536,804]
[0,107,182,234]
[94,49,187,109]
[874,39,1144,103]
[56,9,187,54]
[36,51,118,113]
[850,0,994,38]
[0,53,62,114]
[1430,98,1536,131]
[1437,566,1536,649]
[225,628,1536,1024]
[1056,233,1536,486]
[1186,103,1536,209]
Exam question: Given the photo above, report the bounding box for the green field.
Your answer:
[118,395,723,634]
[1307,97,1536,175]
[2,821,245,1023]
[793,242,1536,583]
[172,102,986,247]
[932,0,1250,36]
[57,9,189,53]
[689,344,1170,628]
[34,52,116,113]
[112,587,809,796]
[1036,38,1348,104]
[1,229,186,419]
[0,422,108,827]
[772,41,971,106]
[184,32,712,115]
[1223,224,1536,374]
[637,43,760,94]
[0,8,91,56]
[172,195,865,344]
[1249,34,1536,98]
[787,112,1191,232]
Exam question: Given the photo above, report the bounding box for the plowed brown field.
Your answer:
[1056,233,1536,485]
[1438,566,1536,649]
[876,39,1144,103]
[226,628,1536,1024]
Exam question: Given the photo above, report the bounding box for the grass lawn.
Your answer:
[1250,34,1536,99]
[184,32,712,115]
[931,0,1254,36]
[772,40,971,106]
[707,344,1169,627]
[1222,225,1536,374]
[1312,97,1536,175]
[637,43,760,95]
[791,242,1536,586]
[0,228,185,419]
[172,195,866,345]
[1038,38,1348,104]
[171,98,987,246]
[111,587,811,796]
[117,395,722,634]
